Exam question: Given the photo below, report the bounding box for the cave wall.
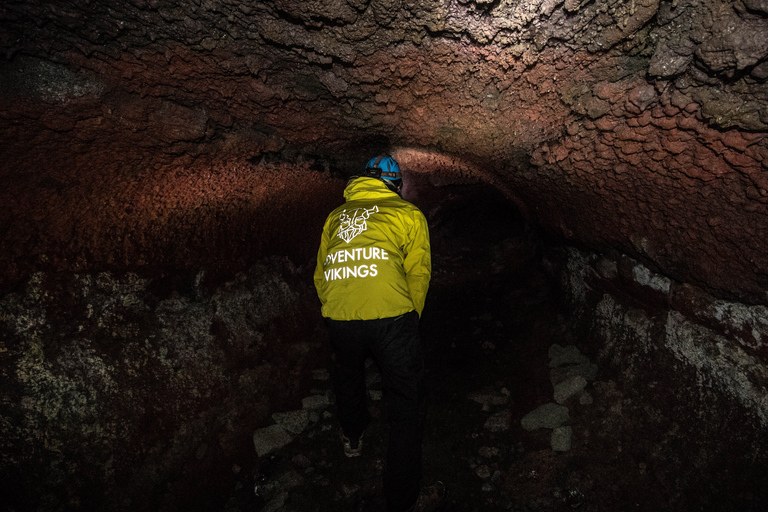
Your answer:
[0,258,327,511]
[1,0,768,510]
[549,246,768,428]
[541,246,768,505]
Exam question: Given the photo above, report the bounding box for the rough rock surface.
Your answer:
[0,258,326,511]
[219,226,767,511]
[521,403,570,430]
[0,0,766,303]
[551,246,768,428]
[1,1,768,510]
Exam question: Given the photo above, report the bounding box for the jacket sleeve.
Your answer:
[314,215,332,306]
[403,208,431,317]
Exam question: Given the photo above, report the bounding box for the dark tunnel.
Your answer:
[2,1,768,511]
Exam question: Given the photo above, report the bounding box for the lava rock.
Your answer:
[551,426,573,452]
[302,393,333,410]
[253,425,293,457]
[272,410,311,435]
[521,403,570,431]
[553,375,588,405]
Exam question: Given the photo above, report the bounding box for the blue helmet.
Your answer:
[365,155,401,181]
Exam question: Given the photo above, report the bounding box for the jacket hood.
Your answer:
[343,177,399,202]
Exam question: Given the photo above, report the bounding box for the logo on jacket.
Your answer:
[337,206,379,243]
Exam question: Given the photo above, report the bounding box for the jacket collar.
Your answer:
[344,177,399,202]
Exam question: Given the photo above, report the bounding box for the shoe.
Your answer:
[406,481,447,512]
[340,430,363,458]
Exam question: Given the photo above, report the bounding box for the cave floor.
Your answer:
[217,241,763,512]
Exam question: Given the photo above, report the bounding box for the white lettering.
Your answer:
[327,246,394,263]
[322,247,394,281]
[323,264,380,281]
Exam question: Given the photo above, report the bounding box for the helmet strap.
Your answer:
[383,178,403,196]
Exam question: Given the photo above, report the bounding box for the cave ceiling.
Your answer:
[1,0,767,303]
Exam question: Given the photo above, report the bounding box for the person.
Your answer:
[313,155,446,512]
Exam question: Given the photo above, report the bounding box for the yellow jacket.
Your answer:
[314,177,431,321]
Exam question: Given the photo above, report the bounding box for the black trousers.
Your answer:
[326,310,427,512]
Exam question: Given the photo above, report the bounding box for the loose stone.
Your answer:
[302,393,333,410]
[521,403,570,431]
[548,344,586,367]
[479,446,499,458]
[253,425,293,457]
[342,484,360,498]
[475,464,492,479]
[272,409,310,434]
[468,388,511,411]
[262,492,287,512]
[551,426,573,452]
[554,375,588,404]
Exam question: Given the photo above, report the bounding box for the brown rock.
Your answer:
[628,84,658,111]
[661,138,688,155]
[594,116,618,132]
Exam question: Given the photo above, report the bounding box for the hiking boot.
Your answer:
[406,481,447,512]
[340,430,363,458]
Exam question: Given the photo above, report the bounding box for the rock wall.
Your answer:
[0,259,327,512]
[548,245,768,443]
[0,154,343,294]
[1,1,768,509]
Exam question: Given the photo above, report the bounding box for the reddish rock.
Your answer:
[594,116,619,132]
[636,110,654,127]
[651,116,678,130]
[721,131,750,152]
[616,140,644,155]
[723,150,761,169]
[0,0,764,317]
[661,138,688,155]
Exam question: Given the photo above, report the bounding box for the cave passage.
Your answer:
[3,0,768,509]
[209,183,764,512]
[1,157,767,512]
[231,183,557,512]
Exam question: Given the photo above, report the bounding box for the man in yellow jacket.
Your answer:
[314,155,445,511]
